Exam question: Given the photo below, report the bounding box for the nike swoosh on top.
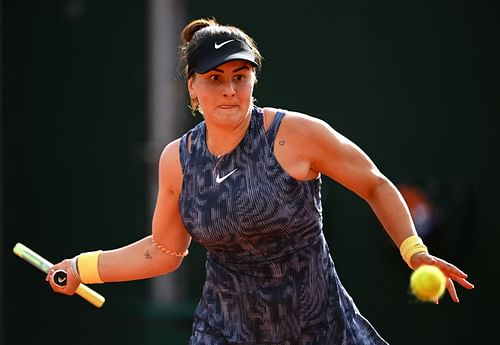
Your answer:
[215,168,237,183]
[214,39,235,49]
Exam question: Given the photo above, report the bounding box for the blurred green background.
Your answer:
[2,0,499,344]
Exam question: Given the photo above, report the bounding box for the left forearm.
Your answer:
[97,236,183,283]
[366,178,417,247]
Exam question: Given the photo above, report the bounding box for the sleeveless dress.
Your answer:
[179,106,388,345]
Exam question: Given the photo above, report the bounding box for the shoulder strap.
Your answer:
[266,110,286,148]
[178,130,191,172]
[179,120,206,171]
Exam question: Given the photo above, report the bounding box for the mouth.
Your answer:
[218,104,238,109]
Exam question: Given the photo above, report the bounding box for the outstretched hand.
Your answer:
[410,252,474,303]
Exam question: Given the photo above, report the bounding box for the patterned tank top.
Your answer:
[179,106,388,345]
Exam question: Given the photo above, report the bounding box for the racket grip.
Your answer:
[53,269,105,308]
[76,284,105,308]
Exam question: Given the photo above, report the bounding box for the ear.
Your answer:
[187,77,196,98]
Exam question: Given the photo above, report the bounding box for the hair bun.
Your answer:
[181,18,218,46]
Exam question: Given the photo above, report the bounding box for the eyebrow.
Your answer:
[212,65,251,73]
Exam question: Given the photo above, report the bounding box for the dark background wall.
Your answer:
[2,0,499,344]
[2,1,149,344]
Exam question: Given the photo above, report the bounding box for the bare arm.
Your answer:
[308,122,416,247]
[98,235,186,282]
[47,139,191,292]
[275,112,473,301]
[273,111,416,246]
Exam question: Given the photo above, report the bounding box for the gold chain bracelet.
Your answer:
[151,237,189,257]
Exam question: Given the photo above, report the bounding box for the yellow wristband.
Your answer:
[399,235,428,269]
[77,250,103,284]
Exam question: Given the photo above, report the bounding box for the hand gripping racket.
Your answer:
[13,242,105,308]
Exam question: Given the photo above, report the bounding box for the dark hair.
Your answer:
[179,18,263,80]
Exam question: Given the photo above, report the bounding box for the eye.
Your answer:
[234,74,245,81]
[209,75,220,81]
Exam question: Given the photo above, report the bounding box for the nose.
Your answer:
[222,80,236,97]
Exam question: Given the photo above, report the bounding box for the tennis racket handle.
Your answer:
[52,270,105,308]
[76,284,105,308]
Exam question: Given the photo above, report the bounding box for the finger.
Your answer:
[446,278,459,303]
[448,274,475,290]
[461,279,475,289]
[45,269,52,282]
[433,259,468,279]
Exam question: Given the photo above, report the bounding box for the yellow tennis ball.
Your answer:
[410,265,446,302]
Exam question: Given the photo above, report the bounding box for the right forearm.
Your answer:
[94,235,183,283]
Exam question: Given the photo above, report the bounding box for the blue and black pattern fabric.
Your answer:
[179,106,388,345]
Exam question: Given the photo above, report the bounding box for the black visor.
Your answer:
[187,35,257,76]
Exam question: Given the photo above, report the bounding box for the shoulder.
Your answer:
[264,107,350,165]
[159,138,183,194]
[262,107,333,138]
[160,138,182,163]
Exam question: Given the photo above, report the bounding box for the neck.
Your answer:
[205,111,252,157]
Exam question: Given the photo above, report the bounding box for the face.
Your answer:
[188,60,256,128]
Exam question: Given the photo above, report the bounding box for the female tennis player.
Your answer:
[47,18,474,344]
